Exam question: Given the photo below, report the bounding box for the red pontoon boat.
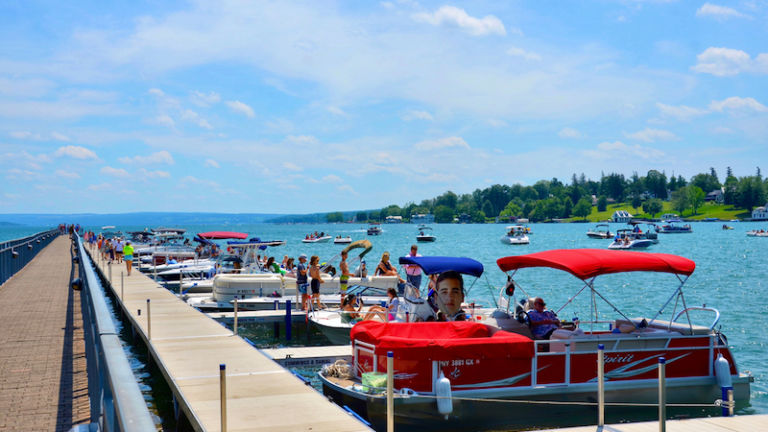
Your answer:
[320,249,752,431]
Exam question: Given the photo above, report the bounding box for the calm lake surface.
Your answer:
[2,221,766,417]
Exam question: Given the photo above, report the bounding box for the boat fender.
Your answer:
[435,370,453,419]
[715,354,732,388]
[715,354,733,416]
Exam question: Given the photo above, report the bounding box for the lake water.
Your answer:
[2,221,766,418]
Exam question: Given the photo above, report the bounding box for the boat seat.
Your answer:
[614,318,712,335]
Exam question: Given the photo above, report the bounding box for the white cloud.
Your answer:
[54,145,98,160]
[178,175,220,189]
[423,173,458,183]
[51,132,71,142]
[100,166,130,178]
[696,3,749,20]
[401,110,433,121]
[327,105,347,116]
[624,128,678,142]
[486,119,508,128]
[153,114,175,128]
[583,141,665,160]
[337,184,358,195]
[138,168,170,178]
[322,174,343,183]
[88,182,112,192]
[181,109,213,129]
[709,96,768,113]
[282,162,303,172]
[691,47,768,76]
[226,100,255,118]
[656,103,708,121]
[558,127,583,139]
[506,47,541,61]
[190,90,221,107]
[4,168,40,181]
[54,169,80,179]
[413,6,509,36]
[119,150,175,165]
[414,136,470,151]
[205,159,220,168]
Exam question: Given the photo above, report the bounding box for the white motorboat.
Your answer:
[746,230,768,237]
[608,229,654,249]
[500,225,530,245]
[658,219,693,234]
[586,223,612,239]
[367,223,382,235]
[333,236,353,244]
[303,235,332,243]
[416,226,436,242]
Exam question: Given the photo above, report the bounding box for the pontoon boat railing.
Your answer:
[674,306,720,330]
[75,233,156,431]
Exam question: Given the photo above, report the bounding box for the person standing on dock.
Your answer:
[404,244,422,290]
[296,254,309,310]
[123,240,134,276]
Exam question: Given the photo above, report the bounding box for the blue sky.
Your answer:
[1,0,766,214]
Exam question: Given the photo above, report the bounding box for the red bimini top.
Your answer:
[351,321,534,360]
[197,231,248,240]
[496,249,695,280]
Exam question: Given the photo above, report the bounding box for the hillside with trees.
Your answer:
[325,167,767,223]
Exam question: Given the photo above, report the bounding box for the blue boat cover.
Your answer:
[398,256,484,277]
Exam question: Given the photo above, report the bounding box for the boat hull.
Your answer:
[322,374,751,432]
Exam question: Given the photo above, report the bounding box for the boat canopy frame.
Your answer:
[496,249,699,334]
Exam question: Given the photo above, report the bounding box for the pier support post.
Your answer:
[147,299,152,341]
[387,351,394,432]
[659,357,666,432]
[233,299,238,336]
[220,364,227,432]
[597,344,605,427]
[285,300,292,341]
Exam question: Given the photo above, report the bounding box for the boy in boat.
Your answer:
[433,271,467,321]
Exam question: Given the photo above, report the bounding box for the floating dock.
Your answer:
[89,247,369,431]
[538,414,768,431]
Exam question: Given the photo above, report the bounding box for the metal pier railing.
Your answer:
[74,233,156,431]
[0,228,60,285]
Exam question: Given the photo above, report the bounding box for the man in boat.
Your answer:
[527,297,561,345]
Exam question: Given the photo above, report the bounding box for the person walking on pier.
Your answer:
[123,240,134,276]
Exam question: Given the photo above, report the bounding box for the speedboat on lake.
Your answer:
[608,229,654,249]
[500,225,530,245]
[746,229,768,237]
[303,235,332,243]
[416,226,436,242]
[367,223,383,235]
[334,235,353,244]
[320,249,752,431]
[586,223,612,239]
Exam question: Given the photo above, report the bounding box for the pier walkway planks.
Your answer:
[90,246,369,432]
[0,235,89,432]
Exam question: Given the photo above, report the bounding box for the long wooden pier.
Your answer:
[88,246,369,431]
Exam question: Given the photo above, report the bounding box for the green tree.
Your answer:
[631,195,642,211]
[499,200,522,219]
[671,187,690,215]
[689,186,705,215]
[645,170,668,199]
[434,191,458,210]
[433,205,454,223]
[481,200,494,217]
[723,170,739,205]
[563,197,573,218]
[642,198,663,219]
[736,176,766,212]
[597,196,608,212]
[572,197,592,220]
[326,212,344,223]
[690,173,721,194]
[471,210,486,223]
[368,210,381,221]
[355,211,368,222]
[600,173,627,201]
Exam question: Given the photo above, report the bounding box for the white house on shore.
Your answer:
[753,204,768,221]
[612,210,633,223]
[411,213,435,224]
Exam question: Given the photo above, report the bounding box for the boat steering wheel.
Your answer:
[516,308,531,327]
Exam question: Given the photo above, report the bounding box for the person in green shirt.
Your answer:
[123,241,135,276]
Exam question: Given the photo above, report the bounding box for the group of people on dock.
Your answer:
[82,231,134,276]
